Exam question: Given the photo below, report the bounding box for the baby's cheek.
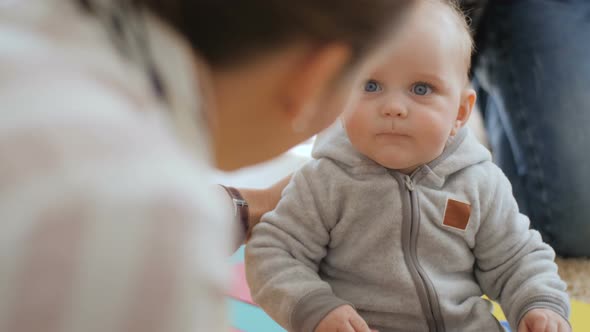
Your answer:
[343,111,371,143]
[419,130,448,161]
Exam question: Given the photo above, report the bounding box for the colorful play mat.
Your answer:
[229,246,590,332]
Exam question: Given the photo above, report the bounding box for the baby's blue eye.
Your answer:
[364,80,382,93]
[412,83,433,96]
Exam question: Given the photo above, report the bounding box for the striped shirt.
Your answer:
[0,1,232,331]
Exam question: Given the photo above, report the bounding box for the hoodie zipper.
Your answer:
[397,173,445,332]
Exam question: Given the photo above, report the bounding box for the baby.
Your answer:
[246,1,570,331]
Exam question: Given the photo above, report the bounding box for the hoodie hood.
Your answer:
[312,121,492,182]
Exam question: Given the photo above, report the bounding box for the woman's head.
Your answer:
[140,0,415,170]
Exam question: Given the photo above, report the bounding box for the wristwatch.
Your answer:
[220,185,250,235]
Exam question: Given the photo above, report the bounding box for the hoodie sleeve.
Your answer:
[245,164,351,332]
[474,164,570,330]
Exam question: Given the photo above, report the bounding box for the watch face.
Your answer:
[233,198,248,207]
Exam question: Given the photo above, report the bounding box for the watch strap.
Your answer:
[220,185,250,236]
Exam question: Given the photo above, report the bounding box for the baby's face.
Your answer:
[343,2,473,174]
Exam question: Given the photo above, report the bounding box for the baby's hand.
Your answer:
[518,309,571,332]
[314,305,377,332]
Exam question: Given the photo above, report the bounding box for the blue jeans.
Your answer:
[473,0,590,257]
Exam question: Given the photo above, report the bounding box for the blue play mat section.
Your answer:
[229,299,285,332]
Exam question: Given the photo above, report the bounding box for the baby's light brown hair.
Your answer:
[440,0,475,74]
[449,0,475,70]
[427,0,475,80]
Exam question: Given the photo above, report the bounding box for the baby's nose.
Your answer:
[382,103,408,118]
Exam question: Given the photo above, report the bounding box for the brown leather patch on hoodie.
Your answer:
[443,199,471,230]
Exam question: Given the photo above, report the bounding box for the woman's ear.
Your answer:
[282,43,351,132]
[451,88,476,136]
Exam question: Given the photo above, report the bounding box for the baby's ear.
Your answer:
[451,88,476,136]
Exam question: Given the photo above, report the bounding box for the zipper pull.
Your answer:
[405,176,415,191]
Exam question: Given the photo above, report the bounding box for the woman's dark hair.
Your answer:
[137,0,413,69]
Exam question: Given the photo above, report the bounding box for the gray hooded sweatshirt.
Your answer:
[246,123,569,332]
